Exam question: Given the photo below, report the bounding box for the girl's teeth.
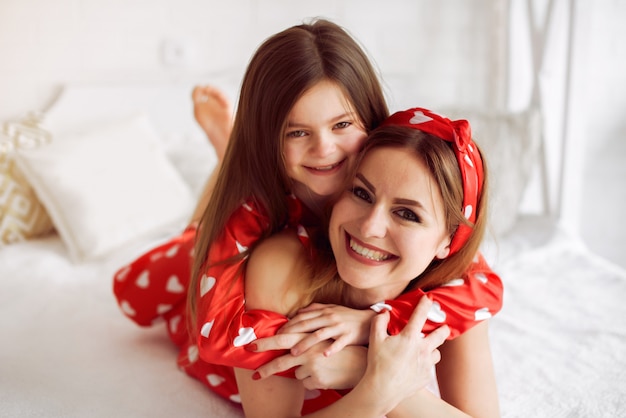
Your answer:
[314,162,339,171]
[349,239,390,261]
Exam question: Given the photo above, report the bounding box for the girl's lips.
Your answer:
[345,232,395,264]
[304,158,345,174]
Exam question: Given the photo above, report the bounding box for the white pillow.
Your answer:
[441,107,542,237]
[15,113,195,262]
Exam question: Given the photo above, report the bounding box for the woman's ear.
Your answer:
[435,237,451,260]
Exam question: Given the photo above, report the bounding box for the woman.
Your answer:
[236,108,500,416]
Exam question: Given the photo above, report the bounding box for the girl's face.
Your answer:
[283,80,367,206]
[329,147,451,305]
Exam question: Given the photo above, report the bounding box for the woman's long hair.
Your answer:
[303,125,490,306]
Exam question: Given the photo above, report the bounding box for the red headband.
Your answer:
[380,108,484,255]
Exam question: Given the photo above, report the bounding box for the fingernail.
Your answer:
[245,343,257,352]
[252,372,261,380]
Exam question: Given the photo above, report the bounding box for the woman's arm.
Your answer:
[435,320,500,417]
[386,320,499,418]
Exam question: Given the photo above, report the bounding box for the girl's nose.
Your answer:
[311,131,336,157]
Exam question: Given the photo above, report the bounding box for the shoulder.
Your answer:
[245,229,310,316]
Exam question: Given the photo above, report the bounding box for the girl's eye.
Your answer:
[351,186,372,203]
[395,208,421,223]
[286,130,307,138]
[334,121,351,129]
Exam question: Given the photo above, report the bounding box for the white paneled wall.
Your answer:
[0,0,508,120]
[1,0,624,264]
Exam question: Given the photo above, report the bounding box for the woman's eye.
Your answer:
[286,130,307,138]
[395,208,420,223]
[351,186,371,203]
[334,121,351,129]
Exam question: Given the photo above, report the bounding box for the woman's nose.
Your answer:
[359,205,388,238]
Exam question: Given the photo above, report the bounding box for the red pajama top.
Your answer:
[113,194,503,413]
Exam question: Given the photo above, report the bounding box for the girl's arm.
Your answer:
[260,252,503,359]
[242,248,448,418]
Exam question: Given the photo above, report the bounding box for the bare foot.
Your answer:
[192,85,233,160]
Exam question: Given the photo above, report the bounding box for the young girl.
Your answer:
[113,18,501,413]
[235,107,499,417]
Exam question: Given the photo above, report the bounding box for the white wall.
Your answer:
[1,0,624,261]
[0,0,508,120]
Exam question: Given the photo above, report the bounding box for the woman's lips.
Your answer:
[346,232,394,264]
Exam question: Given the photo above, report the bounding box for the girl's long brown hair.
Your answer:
[187,19,388,332]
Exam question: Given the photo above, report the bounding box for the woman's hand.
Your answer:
[252,340,367,390]
[277,303,376,356]
[363,296,450,404]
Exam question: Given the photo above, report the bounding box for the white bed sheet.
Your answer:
[488,222,626,417]
[0,234,244,418]
[2,217,625,417]
[3,83,625,417]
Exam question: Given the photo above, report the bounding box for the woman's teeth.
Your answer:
[350,238,390,261]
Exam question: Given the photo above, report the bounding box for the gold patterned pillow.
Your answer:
[0,114,54,244]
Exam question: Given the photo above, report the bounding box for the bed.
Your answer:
[1,83,625,418]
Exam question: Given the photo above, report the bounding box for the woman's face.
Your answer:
[283,80,367,205]
[329,146,451,304]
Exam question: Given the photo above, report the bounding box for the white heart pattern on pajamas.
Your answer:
[157,304,172,315]
[115,266,131,281]
[475,272,488,284]
[200,275,216,297]
[120,300,136,316]
[201,320,214,338]
[474,307,492,320]
[187,345,199,363]
[166,275,185,293]
[135,270,150,288]
[168,314,181,333]
[165,244,180,258]
[207,374,226,386]
[233,327,257,347]
[427,301,446,323]
[443,278,465,287]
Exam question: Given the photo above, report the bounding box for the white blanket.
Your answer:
[1,219,625,417]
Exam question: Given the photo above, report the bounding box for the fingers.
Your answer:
[322,335,350,357]
[279,315,323,334]
[248,333,307,352]
[290,331,328,356]
[431,348,442,365]
[401,296,433,337]
[278,309,330,334]
[369,310,391,350]
[424,324,450,351]
[254,353,301,380]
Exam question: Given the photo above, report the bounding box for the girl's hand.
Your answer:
[277,303,376,356]
[252,340,367,390]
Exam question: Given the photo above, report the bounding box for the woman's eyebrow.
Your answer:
[394,198,424,209]
[356,173,375,192]
[357,172,425,209]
